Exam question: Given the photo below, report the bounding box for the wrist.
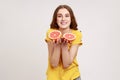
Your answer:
[61,44,68,49]
[53,43,61,48]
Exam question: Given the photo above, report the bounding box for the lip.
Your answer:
[60,22,67,25]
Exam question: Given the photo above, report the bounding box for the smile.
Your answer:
[60,22,67,25]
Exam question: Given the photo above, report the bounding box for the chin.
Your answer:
[59,25,69,29]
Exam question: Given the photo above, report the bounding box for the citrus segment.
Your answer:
[48,30,61,40]
[63,33,76,41]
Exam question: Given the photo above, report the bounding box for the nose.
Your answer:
[62,16,65,20]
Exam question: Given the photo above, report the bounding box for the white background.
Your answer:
[0,0,120,80]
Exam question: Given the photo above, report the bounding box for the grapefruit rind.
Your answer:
[48,30,62,40]
[63,33,76,41]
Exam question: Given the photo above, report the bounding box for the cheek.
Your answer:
[56,19,61,24]
[68,17,71,21]
[57,18,61,22]
[67,19,71,24]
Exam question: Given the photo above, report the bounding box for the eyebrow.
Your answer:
[57,13,70,15]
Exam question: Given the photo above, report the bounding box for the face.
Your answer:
[56,8,71,29]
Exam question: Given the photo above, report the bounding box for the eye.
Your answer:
[65,14,70,17]
[57,14,62,17]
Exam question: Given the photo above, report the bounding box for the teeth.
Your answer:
[61,22,67,25]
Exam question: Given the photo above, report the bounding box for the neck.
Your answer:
[59,28,71,34]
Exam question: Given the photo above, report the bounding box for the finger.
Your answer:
[57,38,60,42]
[61,38,64,43]
[53,39,56,43]
[64,39,68,44]
[58,38,61,44]
[56,39,59,44]
[62,38,65,44]
[67,40,70,43]
[64,39,68,43]
[66,40,69,43]
[59,38,62,43]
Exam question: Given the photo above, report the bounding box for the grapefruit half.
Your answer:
[48,30,62,40]
[63,33,76,41]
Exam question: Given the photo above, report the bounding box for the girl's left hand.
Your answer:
[61,38,72,45]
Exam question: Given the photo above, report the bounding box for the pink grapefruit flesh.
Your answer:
[48,30,61,40]
[63,33,76,41]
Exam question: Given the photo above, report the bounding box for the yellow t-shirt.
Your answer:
[45,28,82,80]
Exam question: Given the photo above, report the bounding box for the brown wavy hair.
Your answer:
[50,5,78,30]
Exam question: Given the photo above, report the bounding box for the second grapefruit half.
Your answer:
[63,33,76,41]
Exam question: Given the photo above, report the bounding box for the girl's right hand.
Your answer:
[52,38,61,46]
[48,38,61,47]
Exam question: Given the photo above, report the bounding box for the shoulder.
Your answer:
[72,29,82,37]
[71,29,83,45]
[46,28,55,32]
[46,28,57,34]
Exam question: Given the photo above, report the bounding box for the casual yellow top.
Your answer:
[45,28,82,80]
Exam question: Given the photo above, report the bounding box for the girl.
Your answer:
[45,5,82,80]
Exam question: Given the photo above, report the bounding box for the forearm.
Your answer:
[61,45,72,68]
[50,45,61,68]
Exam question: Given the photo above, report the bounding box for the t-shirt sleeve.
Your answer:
[71,31,82,45]
[45,29,51,42]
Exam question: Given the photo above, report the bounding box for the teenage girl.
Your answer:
[45,5,82,80]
